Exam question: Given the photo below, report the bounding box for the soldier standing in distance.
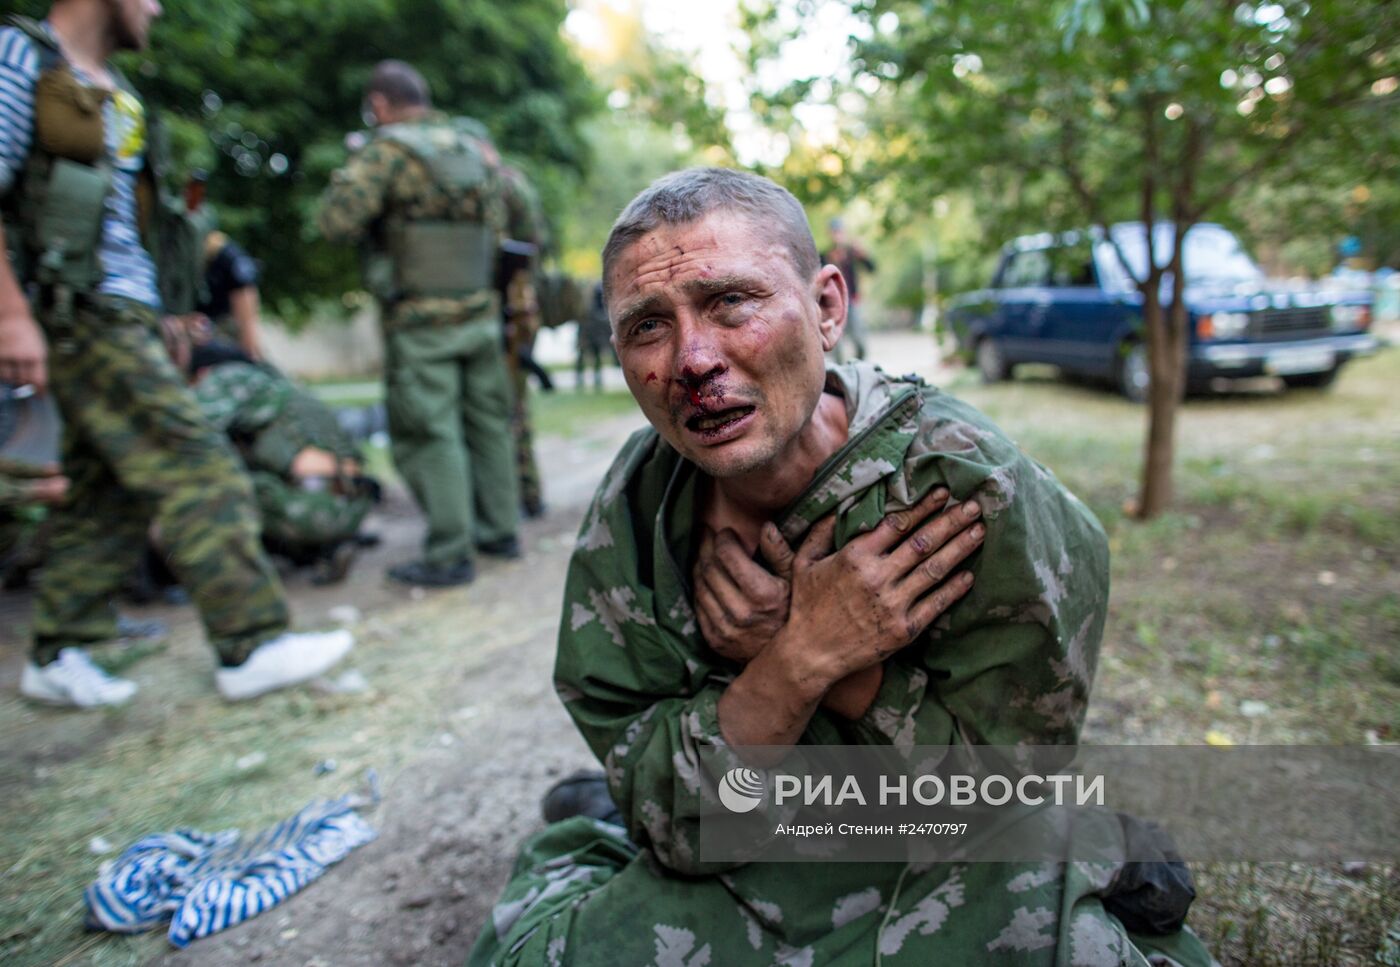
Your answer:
[317,60,523,588]
[822,216,876,361]
[499,163,548,519]
[0,0,353,707]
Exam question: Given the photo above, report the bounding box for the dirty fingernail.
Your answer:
[964,501,981,517]
[971,523,985,540]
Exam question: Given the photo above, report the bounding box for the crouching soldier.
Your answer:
[179,336,377,584]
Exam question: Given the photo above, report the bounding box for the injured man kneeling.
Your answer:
[470,168,1213,966]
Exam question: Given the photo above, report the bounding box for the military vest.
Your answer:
[0,16,203,316]
[363,118,499,303]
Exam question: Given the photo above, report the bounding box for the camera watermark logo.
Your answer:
[717,768,765,813]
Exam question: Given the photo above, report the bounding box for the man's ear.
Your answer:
[366,92,391,125]
[814,264,848,353]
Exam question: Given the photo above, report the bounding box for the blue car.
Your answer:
[947,223,1378,401]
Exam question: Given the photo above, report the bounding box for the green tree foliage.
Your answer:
[844,0,1398,515]
[10,0,597,317]
[561,115,700,277]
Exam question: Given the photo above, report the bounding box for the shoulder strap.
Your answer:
[375,120,489,195]
[4,16,63,73]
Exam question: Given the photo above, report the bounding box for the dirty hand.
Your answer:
[775,486,984,688]
[0,307,48,393]
[693,525,796,663]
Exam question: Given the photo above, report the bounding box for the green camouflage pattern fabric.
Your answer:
[470,362,1214,966]
[500,164,547,513]
[509,362,542,514]
[193,362,371,554]
[0,466,46,506]
[316,115,522,563]
[31,299,288,666]
[0,475,48,588]
[500,163,549,253]
[315,114,508,332]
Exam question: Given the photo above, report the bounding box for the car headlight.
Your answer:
[1198,312,1249,340]
[1330,304,1371,332]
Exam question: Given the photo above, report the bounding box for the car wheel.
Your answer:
[1117,342,1150,403]
[976,338,1009,383]
[1281,367,1340,390]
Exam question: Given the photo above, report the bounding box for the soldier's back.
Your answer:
[376,116,504,227]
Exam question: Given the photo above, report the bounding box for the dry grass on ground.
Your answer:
[956,350,1400,965]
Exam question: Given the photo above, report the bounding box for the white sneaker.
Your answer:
[215,629,354,701]
[20,648,138,708]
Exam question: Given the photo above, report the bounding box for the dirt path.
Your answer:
[0,403,649,966]
[156,507,597,967]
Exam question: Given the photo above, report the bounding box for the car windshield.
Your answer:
[1106,225,1263,287]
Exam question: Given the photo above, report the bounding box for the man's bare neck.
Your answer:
[48,4,116,79]
[47,4,118,83]
[702,391,849,550]
[384,105,431,125]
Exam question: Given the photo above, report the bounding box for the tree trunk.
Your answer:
[1134,106,1204,520]
[1136,279,1177,517]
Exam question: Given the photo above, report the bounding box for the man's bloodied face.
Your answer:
[607,211,846,479]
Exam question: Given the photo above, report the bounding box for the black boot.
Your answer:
[477,536,522,559]
[387,557,476,587]
[541,770,624,827]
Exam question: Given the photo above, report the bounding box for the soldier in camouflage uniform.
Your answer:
[317,60,524,587]
[499,164,548,518]
[187,345,374,582]
[470,169,1213,965]
[0,4,351,707]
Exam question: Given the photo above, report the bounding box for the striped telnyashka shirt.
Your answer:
[0,22,161,309]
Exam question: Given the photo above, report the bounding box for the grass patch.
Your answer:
[0,584,563,966]
[529,388,639,438]
[306,379,382,409]
[954,348,1400,962]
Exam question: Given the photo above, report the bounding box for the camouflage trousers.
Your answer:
[0,506,47,588]
[509,365,543,514]
[32,297,289,666]
[469,818,1215,966]
[251,471,372,558]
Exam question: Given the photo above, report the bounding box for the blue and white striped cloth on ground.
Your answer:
[84,796,376,948]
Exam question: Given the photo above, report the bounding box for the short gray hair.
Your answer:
[601,167,819,301]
